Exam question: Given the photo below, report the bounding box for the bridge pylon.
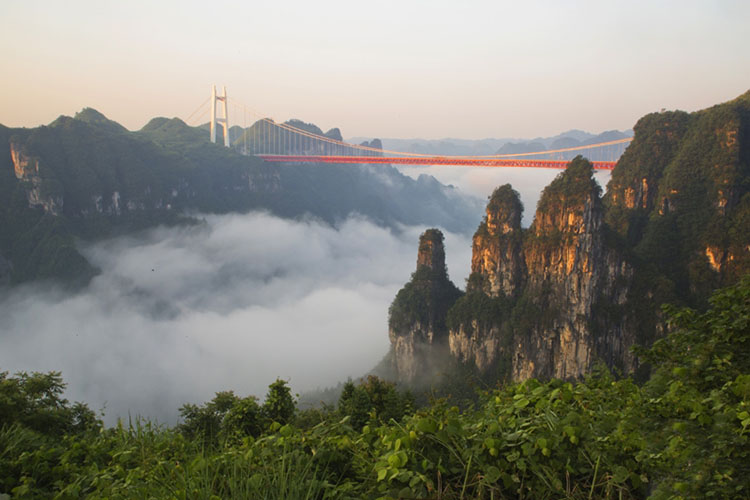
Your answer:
[210,85,230,147]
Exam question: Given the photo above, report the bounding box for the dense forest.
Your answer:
[1,276,748,498]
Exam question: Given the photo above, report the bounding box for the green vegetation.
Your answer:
[605,91,750,306]
[388,229,463,334]
[0,110,479,287]
[0,127,96,286]
[177,379,296,448]
[338,376,414,431]
[485,185,522,223]
[604,109,692,242]
[519,156,603,266]
[473,184,523,240]
[446,282,511,333]
[388,266,463,335]
[2,277,748,498]
[535,155,601,217]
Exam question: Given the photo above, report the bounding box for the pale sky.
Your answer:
[2,0,749,139]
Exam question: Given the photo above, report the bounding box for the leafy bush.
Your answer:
[338,376,414,430]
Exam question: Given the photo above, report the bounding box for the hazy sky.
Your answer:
[2,0,749,138]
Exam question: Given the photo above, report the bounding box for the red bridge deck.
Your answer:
[257,154,616,170]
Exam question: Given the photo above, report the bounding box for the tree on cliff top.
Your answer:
[537,156,601,211]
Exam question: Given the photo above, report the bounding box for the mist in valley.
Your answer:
[0,168,611,425]
[0,211,472,424]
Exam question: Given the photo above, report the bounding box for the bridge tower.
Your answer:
[210,85,230,147]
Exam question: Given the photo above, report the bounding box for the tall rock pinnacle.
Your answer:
[417,228,447,274]
[387,229,462,382]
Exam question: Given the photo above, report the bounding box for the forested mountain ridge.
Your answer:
[387,90,750,384]
[605,90,750,297]
[0,109,481,286]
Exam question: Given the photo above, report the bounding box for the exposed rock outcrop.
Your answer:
[390,90,750,387]
[469,184,525,297]
[388,229,462,382]
[416,229,446,271]
[605,110,691,230]
[447,185,523,373]
[447,299,507,373]
[446,159,635,380]
[515,158,634,379]
[605,92,750,296]
[10,139,64,215]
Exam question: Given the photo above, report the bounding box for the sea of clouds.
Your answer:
[0,212,472,424]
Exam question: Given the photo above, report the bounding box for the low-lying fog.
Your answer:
[0,166,612,425]
[0,212,472,424]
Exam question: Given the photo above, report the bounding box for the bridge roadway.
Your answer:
[257,154,616,170]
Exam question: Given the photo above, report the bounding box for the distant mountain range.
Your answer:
[349,129,634,160]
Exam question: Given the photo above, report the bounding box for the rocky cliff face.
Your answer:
[446,160,635,380]
[469,184,525,297]
[388,229,462,382]
[389,91,750,387]
[10,140,64,215]
[513,158,634,379]
[446,186,523,373]
[605,91,750,296]
[605,111,691,223]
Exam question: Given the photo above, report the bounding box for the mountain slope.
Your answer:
[0,110,482,286]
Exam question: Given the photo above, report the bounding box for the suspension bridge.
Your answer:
[186,86,632,171]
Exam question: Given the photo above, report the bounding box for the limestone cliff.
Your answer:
[447,185,523,373]
[605,90,750,299]
[446,159,635,380]
[388,229,462,382]
[513,158,634,379]
[447,292,509,374]
[389,90,750,386]
[10,139,64,215]
[605,110,691,224]
[469,185,525,297]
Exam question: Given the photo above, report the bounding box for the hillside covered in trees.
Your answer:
[0,109,480,287]
[1,277,748,498]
